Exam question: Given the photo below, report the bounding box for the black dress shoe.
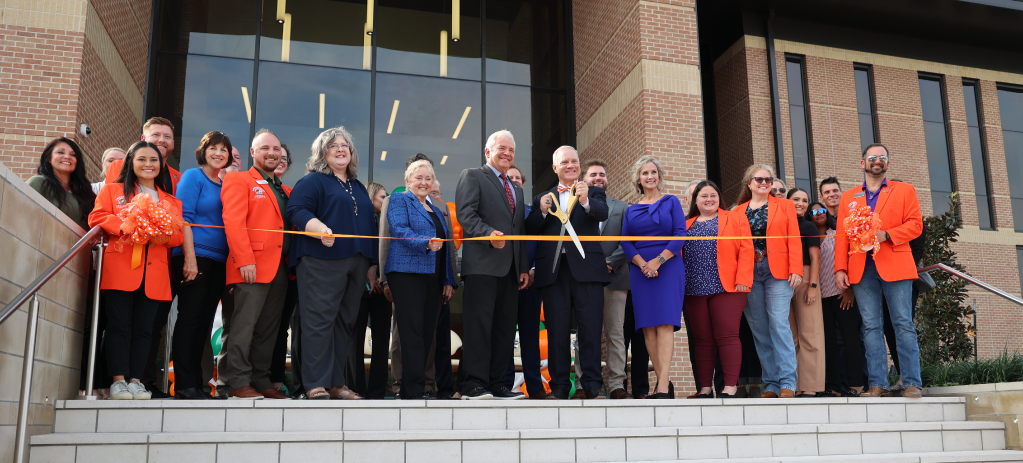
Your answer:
[688,392,714,399]
[146,383,170,399]
[491,387,525,400]
[584,387,606,399]
[461,386,494,400]
[175,387,212,400]
[546,388,569,400]
[718,392,738,399]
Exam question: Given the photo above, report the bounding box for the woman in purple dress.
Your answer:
[621,156,686,399]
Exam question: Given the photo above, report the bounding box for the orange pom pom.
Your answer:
[843,202,883,256]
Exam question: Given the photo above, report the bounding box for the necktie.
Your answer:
[500,174,515,216]
[558,185,571,193]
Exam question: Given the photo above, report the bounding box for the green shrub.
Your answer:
[921,350,1023,388]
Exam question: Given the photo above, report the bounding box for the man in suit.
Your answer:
[580,159,630,399]
[219,129,292,400]
[835,143,924,398]
[526,146,610,400]
[456,130,530,400]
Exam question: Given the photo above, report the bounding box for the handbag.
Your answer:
[914,270,937,294]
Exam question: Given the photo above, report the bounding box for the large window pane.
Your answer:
[1000,87,1023,231]
[373,73,482,200]
[785,57,815,197]
[918,76,954,216]
[149,54,253,172]
[156,0,258,59]
[486,0,566,88]
[376,0,482,81]
[259,0,370,70]
[963,80,994,230]
[854,65,877,150]
[254,62,371,186]
[486,84,568,197]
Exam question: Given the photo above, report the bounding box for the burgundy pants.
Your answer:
[684,291,748,388]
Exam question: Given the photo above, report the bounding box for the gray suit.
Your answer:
[455,164,529,393]
[600,196,630,390]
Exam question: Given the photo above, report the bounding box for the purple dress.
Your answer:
[621,195,687,330]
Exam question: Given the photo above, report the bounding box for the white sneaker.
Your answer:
[109,380,132,400]
[128,380,152,400]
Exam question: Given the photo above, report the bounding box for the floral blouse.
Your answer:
[746,203,769,254]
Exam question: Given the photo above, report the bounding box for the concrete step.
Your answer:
[50,397,970,434]
[29,420,1009,462]
[636,450,1023,462]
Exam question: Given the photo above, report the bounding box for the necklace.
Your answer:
[335,175,358,216]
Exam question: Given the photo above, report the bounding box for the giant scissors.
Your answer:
[545,187,586,272]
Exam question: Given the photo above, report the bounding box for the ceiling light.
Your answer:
[277,0,286,23]
[441,155,449,165]
[440,31,448,77]
[281,13,292,62]
[319,93,325,129]
[387,100,399,134]
[381,151,387,161]
[366,0,374,35]
[452,0,460,41]
[241,87,252,123]
[452,106,471,139]
[362,23,371,70]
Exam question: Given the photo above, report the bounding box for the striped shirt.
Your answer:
[819,228,842,298]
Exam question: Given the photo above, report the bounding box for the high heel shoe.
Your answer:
[667,381,674,399]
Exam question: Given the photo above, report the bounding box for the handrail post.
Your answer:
[83,237,106,400]
[14,294,41,463]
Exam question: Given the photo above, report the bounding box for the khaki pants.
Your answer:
[789,266,825,393]
[602,288,628,389]
[220,263,288,392]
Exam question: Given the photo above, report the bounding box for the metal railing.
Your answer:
[0,226,103,463]
[918,263,1023,306]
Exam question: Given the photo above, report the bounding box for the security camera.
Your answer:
[80,124,91,137]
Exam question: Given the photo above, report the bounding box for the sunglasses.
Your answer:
[810,208,828,216]
[752,176,774,185]
[771,187,786,195]
[866,155,889,164]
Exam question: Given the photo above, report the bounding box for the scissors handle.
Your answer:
[546,192,570,224]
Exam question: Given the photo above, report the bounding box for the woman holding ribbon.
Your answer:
[620,156,686,399]
[286,126,376,400]
[89,141,183,400]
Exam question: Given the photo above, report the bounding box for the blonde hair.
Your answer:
[366,182,385,199]
[404,159,435,184]
[630,156,666,194]
[736,163,776,206]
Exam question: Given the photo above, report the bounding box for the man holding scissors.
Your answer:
[526,146,610,399]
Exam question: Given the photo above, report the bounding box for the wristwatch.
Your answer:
[810,283,818,288]
[657,256,666,264]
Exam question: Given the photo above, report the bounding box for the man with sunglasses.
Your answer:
[834,143,923,399]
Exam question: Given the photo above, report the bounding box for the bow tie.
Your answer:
[558,185,572,193]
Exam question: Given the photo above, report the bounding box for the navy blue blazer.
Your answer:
[525,185,610,288]
[384,191,456,287]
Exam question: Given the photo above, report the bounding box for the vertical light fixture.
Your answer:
[440,155,449,165]
[365,0,374,35]
[362,23,371,70]
[241,87,252,123]
[452,0,460,42]
[381,151,387,161]
[452,106,471,139]
[386,100,400,134]
[319,93,325,128]
[281,13,292,62]
[440,31,448,77]
[276,0,286,23]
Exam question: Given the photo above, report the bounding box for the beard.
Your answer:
[864,164,887,176]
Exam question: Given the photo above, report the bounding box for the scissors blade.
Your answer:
[552,224,566,273]
[563,221,586,259]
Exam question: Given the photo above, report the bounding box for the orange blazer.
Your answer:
[221,167,292,285]
[106,160,182,193]
[834,180,922,284]
[736,196,803,280]
[88,183,184,301]
[686,208,754,292]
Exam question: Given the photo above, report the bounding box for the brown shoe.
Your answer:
[779,388,795,398]
[609,388,630,400]
[760,391,778,398]
[903,386,923,398]
[571,389,588,400]
[259,388,292,400]
[634,393,647,400]
[860,386,889,397]
[328,385,364,400]
[228,386,264,400]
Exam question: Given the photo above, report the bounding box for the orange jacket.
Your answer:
[221,167,292,285]
[736,196,803,280]
[686,208,754,292]
[834,180,922,284]
[88,183,184,301]
[105,160,181,193]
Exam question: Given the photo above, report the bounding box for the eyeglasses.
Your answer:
[810,208,828,216]
[752,176,774,185]
[866,155,889,164]
[771,187,786,195]
[329,143,350,151]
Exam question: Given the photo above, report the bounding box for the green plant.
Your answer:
[916,192,975,364]
[921,350,1023,388]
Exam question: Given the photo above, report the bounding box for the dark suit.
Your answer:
[525,185,609,392]
[504,204,545,398]
[455,164,529,393]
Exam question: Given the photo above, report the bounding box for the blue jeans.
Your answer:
[852,265,921,389]
[743,259,797,394]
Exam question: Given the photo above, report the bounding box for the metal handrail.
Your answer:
[0,225,104,463]
[918,263,1023,306]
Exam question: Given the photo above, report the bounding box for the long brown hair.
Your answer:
[36,138,95,212]
[736,163,776,206]
[686,180,722,219]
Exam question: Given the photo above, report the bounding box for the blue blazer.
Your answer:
[385,191,456,286]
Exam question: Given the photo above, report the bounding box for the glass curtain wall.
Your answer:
[918,74,955,216]
[853,64,878,151]
[785,55,815,197]
[962,80,994,230]
[147,0,569,201]
[998,86,1023,231]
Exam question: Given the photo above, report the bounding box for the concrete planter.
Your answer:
[924,381,1023,449]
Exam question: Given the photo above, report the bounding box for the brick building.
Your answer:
[1,0,1022,398]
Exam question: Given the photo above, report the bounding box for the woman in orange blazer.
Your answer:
[683,180,753,398]
[89,141,183,400]
[734,164,803,399]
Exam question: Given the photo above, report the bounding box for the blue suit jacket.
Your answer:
[384,191,456,287]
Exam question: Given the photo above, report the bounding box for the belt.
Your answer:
[754,249,766,263]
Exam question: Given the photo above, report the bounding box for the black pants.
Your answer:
[624,292,649,397]
[142,256,178,390]
[503,286,544,397]
[349,291,391,399]
[822,294,865,391]
[170,255,226,390]
[541,255,604,392]
[270,279,299,384]
[105,285,160,380]
[79,266,108,390]
[433,301,455,397]
[737,312,762,384]
[460,266,519,393]
[389,272,441,398]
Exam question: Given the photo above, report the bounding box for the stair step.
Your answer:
[631,450,1023,462]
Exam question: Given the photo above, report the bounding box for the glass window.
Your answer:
[963,80,994,230]
[919,75,955,216]
[156,0,259,59]
[486,83,567,197]
[998,86,1023,231]
[372,73,482,200]
[854,64,878,151]
[376,0,482,81]
[485,0,566,88]
[785,56,815,197]
[254,62,372,186]
[149,54,254,172]
[258,0,370,70]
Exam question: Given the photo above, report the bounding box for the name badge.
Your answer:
[256,180,269,184]
[853,192,865,198]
